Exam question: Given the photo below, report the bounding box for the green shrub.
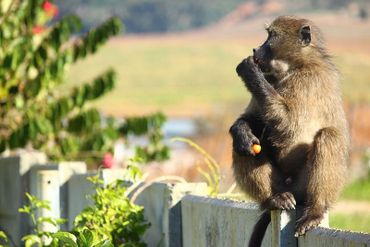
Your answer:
[73,172,150,246]
[13,166,149,247]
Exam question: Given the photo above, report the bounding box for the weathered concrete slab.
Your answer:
[67,168,128,229]
[299,227,370,247]
[99,169,126,185]
[134,182,207,247]
[67,172,97,229]
[181,195,271,247]
[0,152,47,246]
[30,162,86,230]
[30,169,60,232]
[56,161,86,228]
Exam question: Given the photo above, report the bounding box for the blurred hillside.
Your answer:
[55,0,369,33]
[55,0,244,33]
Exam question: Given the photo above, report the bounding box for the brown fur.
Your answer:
[230,16,349,240]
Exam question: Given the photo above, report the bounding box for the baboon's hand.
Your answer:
[236,56,264,90]
[231,126,260,156]
[263,192,296,210]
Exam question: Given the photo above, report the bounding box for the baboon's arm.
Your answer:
[236,57,289,124]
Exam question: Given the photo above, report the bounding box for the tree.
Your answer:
[0,0,169,164]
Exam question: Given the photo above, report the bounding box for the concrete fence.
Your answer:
[0,152,370,247]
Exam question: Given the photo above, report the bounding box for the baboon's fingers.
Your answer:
[266,192,296,210]
[233,130,260,157]
[295,213,323,237]
[282,201,293,210]
[280,195,294,210]
[284,193,296,209]
[295,221,316,237]
[285,200,296,210]
[280,192,296,209]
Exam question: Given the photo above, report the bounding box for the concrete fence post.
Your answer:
[0,152,47,246]
[67,168,130,229]
[30,169,60,232]
[270,208,329,247]
[30,162,86,230]
[298,227,370,246]
[134,182,208,247]
[181,195,271,247]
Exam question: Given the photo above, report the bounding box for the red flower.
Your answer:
[102,153,114,169]
[32,25,45,34]
[43,1,59,17]
[43,1,53,11]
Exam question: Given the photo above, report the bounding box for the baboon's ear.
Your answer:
[300,25,311,46]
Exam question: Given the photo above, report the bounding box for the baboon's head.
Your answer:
[253,16,326,76]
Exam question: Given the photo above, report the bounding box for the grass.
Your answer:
[330,213,370,233]
[64,36,370,116]
[341,177,370,201]
[334,53,370,103]
[65,38,252,116]
[330,178,370,233]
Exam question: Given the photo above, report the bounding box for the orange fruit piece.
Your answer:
[252,144,261,154]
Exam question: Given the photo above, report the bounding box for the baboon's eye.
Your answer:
[268,30,277,39]
[300,25,311,46]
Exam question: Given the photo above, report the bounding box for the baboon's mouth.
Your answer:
[255,58,271,73]
[253,55,268,71]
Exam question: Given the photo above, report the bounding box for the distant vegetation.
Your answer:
[55,0,245,33]
[55,0,369,33]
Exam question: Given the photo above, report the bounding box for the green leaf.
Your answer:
[37,217,58,227]
[35,118,52,135]
[0,140,6,153]
[24,78,42,97]
[28,121,37,139]
[80,229,94,246]
[15,95,25,108]
[0,231,8,243]
[60,136,79,156]
[87,174,104,186]
[8,132,20,149]
[18,206,31,214]
[22,234,42,247]
[52,232,78,247]
[95,239,114,247]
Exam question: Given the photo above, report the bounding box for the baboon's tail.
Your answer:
[248,210,271,247]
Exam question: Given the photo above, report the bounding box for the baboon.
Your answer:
[229,16,349,246]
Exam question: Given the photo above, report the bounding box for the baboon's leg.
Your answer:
[295,127,347,236]
[232,152,295,210]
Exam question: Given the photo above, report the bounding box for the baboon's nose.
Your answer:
[253,48,256,53]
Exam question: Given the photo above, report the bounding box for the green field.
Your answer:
[65,38,252,116]
[330,178,370,233]
[341,177,370,201]
[65,37,370,116]
[330,213,370,233]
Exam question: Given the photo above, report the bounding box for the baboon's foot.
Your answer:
[295,208,324,237]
